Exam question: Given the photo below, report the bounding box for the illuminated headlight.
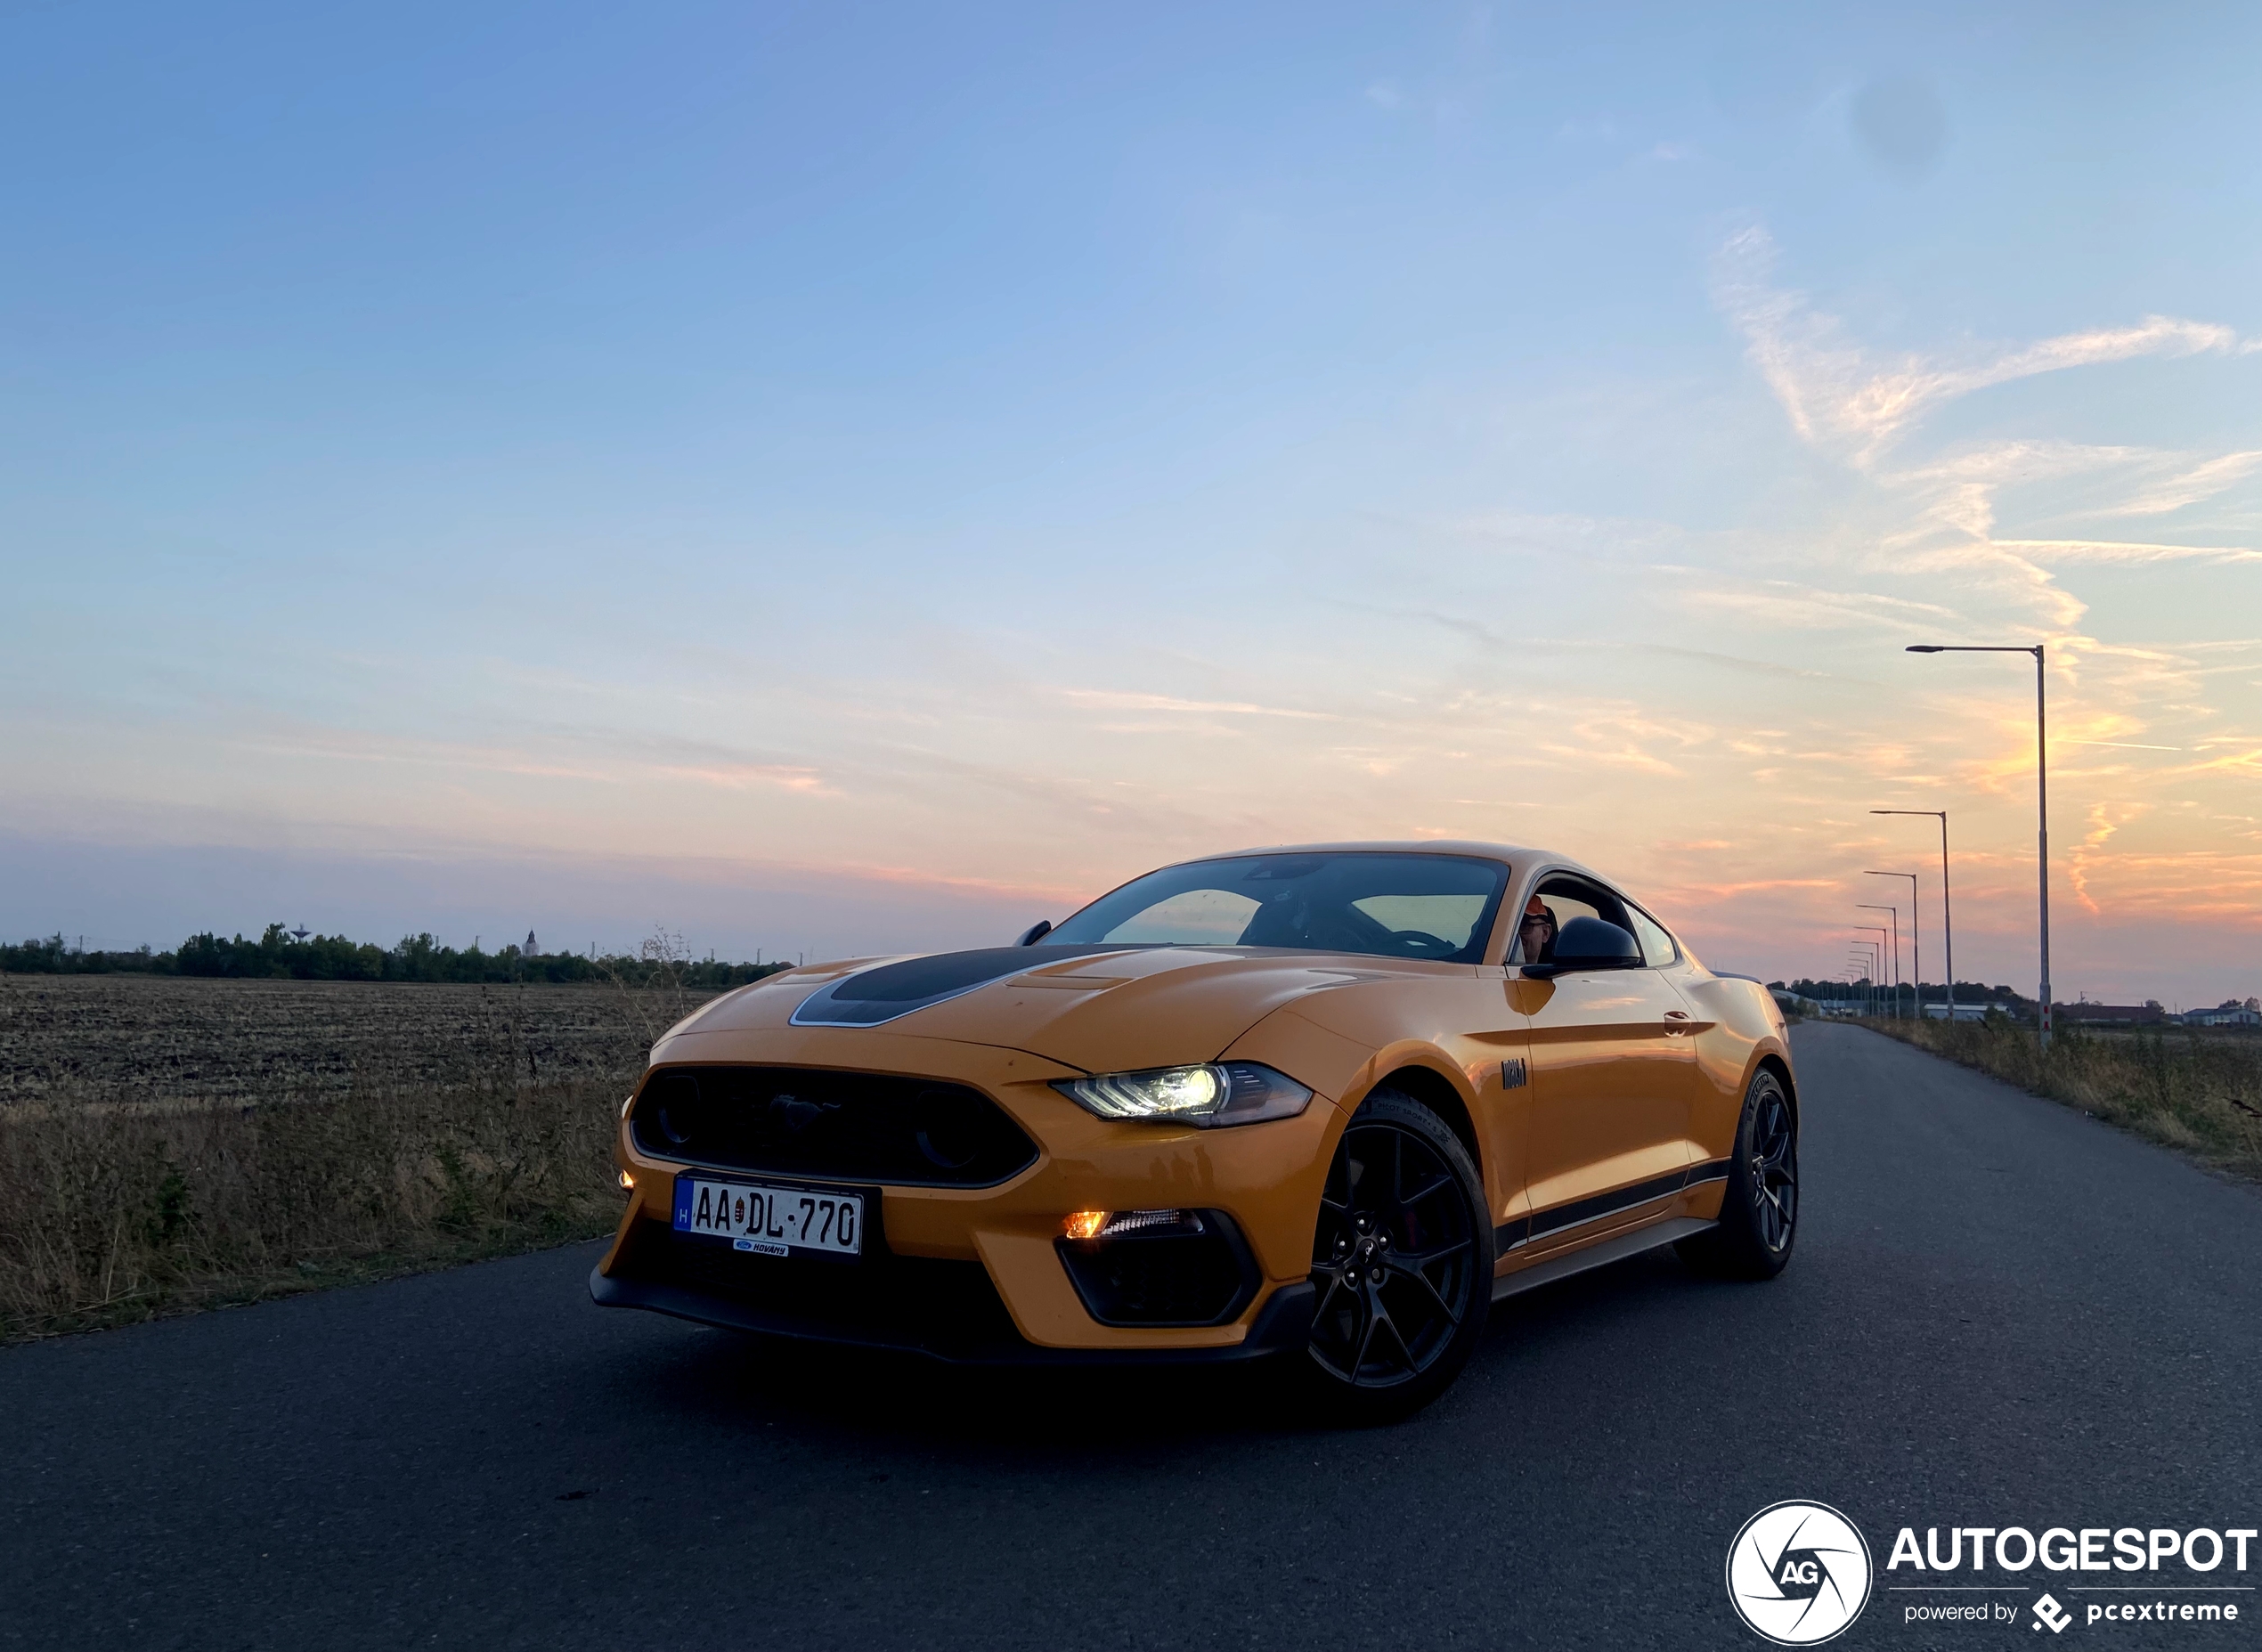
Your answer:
[1053,1062,1313,1128]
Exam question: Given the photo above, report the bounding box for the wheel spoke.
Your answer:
[1351,1290,1383,1373]
[1392,1238,1469,1272]
[1387,1259,1461,1327]
[1365,1294,1413,1375]
[1395,1172,1451,1210]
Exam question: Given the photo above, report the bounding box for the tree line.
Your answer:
[1773,977,2030,1007]
[0,926,790,989]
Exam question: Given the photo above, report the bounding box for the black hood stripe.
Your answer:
[789,945,1142,1028]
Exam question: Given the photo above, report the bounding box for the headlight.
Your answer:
[1053,1062,1313,1127]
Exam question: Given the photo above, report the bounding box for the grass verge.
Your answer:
[1860,1016,2262,1184]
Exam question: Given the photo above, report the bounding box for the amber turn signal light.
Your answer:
[618,1170,636,1192]
[1062,1210,1109,1240]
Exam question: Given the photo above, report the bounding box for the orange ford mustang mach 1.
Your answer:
[592,842,1798,1420]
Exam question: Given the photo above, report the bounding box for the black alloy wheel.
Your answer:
[1301,1090,1492,1422]
[1747,1081,1796,1250]
[1677,1066,1797,1279]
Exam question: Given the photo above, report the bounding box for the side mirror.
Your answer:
[1014,919,1054,947]
[1522,916,1641,979]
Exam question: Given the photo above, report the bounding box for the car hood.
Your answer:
[656,945,1436,1075]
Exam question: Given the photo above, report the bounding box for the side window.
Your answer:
[1515,875,1631,962]
[1627,907,1678,967]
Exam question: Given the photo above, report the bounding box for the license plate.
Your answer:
[671,1176,865,1257]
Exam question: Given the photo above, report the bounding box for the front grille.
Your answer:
[1056,1210,1258,1327]
[631,1065,1038,1187]
[616,1221,1027,1358]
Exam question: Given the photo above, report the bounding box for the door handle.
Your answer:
[1664,1010,1692,1036]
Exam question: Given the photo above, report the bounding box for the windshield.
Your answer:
[1043,852,1509,964]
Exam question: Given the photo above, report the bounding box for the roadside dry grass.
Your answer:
[0,959,713,1340]
[1865,1015,2262,1183]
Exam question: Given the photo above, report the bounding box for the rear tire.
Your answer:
[1676,1066,1797,1280]
[1294,1089,1493,1425]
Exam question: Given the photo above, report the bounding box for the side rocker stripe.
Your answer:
[1494,1158,1736,1254]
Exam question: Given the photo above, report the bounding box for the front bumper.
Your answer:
[592,1028,1346,1358]
[590,1243,1318,1365]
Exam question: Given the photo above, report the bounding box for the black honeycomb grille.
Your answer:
[630,1065,1038,1188]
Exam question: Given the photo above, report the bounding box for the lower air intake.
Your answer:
[1055,1209,1258,1328]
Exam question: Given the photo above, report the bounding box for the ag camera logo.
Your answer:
[1727,1501,1874,1645]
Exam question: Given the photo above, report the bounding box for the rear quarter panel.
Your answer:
[1675,972,1794,1160]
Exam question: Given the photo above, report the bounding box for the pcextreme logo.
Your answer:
[1727,1501,1875,1646]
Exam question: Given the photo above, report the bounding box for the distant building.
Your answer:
[2184,1000,2261,1029]
[525,930,539,956]
[2060,1000,2168,1028]
[1923,1003,1992,1022]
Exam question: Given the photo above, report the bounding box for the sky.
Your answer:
[3,1,2258,1005]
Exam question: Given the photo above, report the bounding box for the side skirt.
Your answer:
[1490,1216,1714,1303]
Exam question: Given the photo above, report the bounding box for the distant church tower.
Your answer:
[525,930,539,956]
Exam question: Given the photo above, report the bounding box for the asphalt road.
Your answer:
[7,1023,2260,1651]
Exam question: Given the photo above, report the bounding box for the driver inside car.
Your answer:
[1517,896,1558,964]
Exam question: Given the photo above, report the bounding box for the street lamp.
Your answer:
[1866,871,1918,1020]
[1875,810,1952,1026]
[1907,644,2052,1049]
[1843,954,1870,1016]
[1856,928,1889,1018]
[1857,905,1900,1017]
[1854,945,1882,1018]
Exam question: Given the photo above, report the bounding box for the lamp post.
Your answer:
[1854,944,1881,1018]
[1866,872,1918,1020]
[1875,810,1951,1026]
[1856,929,1890,1018]
[1858,904,1900,1016]
[1907,644,2051,1050]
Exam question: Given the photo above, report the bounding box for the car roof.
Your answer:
[1164,840,1607,883]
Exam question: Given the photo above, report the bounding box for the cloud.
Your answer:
[1061,689,1338,720]
[2099,451,2262,517]
[1992,539,2262,566]
[1714,225,2250,464]
[655,762,834,795]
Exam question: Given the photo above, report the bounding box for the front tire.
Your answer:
[1297,1089,1493,1424]
[1676,1066,1797,1279]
